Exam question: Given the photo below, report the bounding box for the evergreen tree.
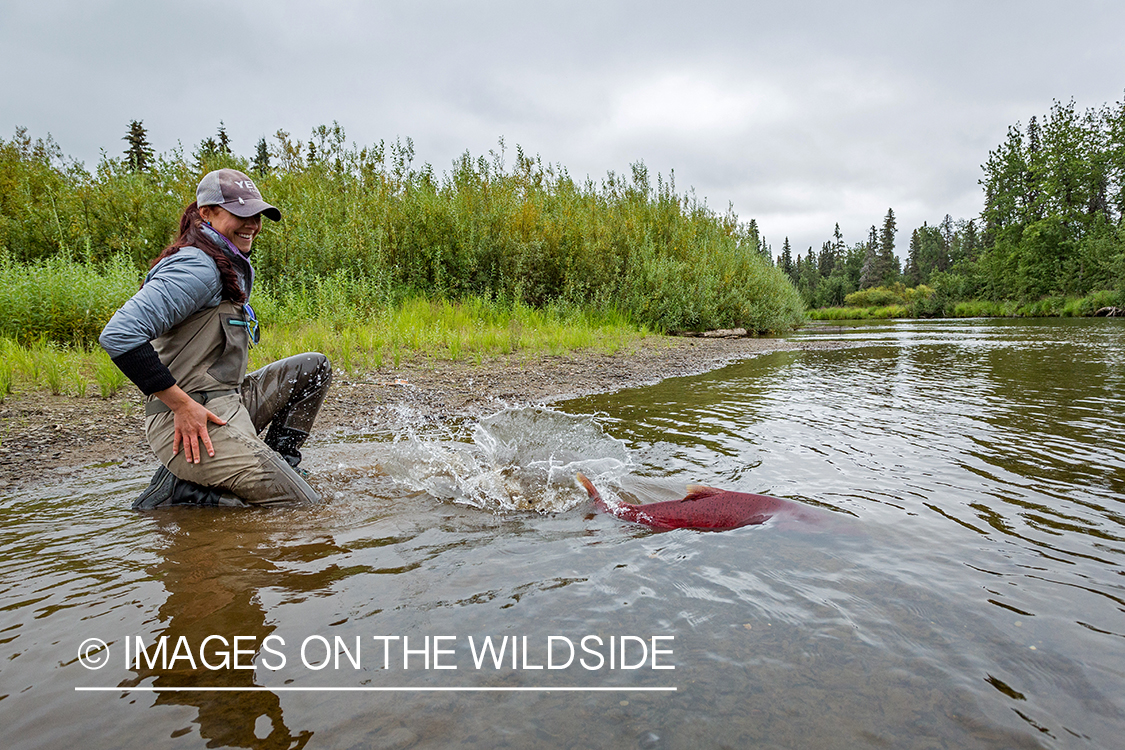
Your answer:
[959,219,979,263]
[905,229,922,286]
[193,136,220,170]
[758,236,773,265]
[859,226,879,289]
[778,237,795,281]
[216,121,232,155]
[797,247,821,302]
[122,119,153,172]
[253,136,271,176]
[878,209,900,285]
[938,214,954,272]
[817,240,836,277]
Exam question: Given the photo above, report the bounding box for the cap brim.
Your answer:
[223,199,281,222]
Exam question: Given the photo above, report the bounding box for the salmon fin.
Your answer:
[576,472,597,498]
[684,484,723,500]
[577,472,609,513]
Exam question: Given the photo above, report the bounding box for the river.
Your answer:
[1,318,1122,749]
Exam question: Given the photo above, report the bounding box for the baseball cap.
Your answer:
[196,168,281,221]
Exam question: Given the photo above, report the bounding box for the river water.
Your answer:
[2,318,1123,749]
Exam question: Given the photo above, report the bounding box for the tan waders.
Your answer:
[133,301,333,508]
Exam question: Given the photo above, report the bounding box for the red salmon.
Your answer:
[576,472,817,531]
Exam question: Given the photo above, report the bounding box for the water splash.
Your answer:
[332,406,633,513]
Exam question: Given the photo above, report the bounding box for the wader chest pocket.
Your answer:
[204,306,251,385]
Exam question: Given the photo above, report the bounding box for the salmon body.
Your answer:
[576,472,811,531]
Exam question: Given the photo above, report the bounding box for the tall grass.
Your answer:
[809,290,1123,320]
[0,337,97,398]
[806,305,908,320]
[0,295,655,398]
[248,295,649,375]
[1,127,804,336]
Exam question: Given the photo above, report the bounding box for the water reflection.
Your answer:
[122,512,335,749]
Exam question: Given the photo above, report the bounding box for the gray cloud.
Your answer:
[3,0,1123,257]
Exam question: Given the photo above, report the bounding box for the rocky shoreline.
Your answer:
[0,335,841,492]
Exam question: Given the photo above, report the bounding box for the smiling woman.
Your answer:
[97,168,334,509]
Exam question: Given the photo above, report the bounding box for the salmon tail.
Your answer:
[576,472,609,512]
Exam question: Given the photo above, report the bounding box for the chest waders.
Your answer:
[133,302,333,508]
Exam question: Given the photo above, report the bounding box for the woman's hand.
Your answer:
[154,386,228,464]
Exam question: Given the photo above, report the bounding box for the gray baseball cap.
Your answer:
[196,168,281,221]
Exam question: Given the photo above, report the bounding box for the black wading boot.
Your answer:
[132,465,247,509]
[265,425,310,473]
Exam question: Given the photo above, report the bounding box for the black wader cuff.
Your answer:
[112,343,176,395]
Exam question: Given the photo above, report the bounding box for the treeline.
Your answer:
[0,122,804,341]
[781,96,1125,315]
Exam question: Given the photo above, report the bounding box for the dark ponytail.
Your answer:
[148,201,247,304]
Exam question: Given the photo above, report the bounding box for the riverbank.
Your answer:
[0,335,843,492]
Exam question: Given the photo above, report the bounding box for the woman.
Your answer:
[100,168,332,507]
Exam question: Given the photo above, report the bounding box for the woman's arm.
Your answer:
[99,250,228,462]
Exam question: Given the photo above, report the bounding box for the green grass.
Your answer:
[809,289,1123,320]
[806,305,908,320]
[0,295,656,398]
[248,295,651,375]
[0,337,95,398]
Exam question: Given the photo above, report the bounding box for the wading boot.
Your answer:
[265,425,311,475]
[132,465,247,509]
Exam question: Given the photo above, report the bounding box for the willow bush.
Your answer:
[1,125,804,342]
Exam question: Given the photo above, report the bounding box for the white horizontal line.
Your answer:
[76,686,676,693]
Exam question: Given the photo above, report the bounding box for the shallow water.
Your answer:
[2,318,1123,749]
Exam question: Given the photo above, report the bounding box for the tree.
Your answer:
[859,226,879,289]
[122,119,153,172]
[253,136,271,176]
[193,136,219,170]
[778,237,794,281]
[1025,115,1043,220]
[905,229,922,286]
[981,123,1027,242]
[216,121,232,155]
[817,240,836,277]
[879,208,900,285]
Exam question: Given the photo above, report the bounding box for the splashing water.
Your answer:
[326,406,633,513]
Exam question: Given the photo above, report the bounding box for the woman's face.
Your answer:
[200,205,262,255]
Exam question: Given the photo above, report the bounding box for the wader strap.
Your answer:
[145,388,240,416]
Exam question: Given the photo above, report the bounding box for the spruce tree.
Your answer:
[905,229,922,286]
[122,119,154,172]
[216,121,232,155]
[253,137,271,176]
[859,226,879,289]
[879,208,899,286]
[193,136,219,170]
[779,237,795,281]
[938,214,954,272]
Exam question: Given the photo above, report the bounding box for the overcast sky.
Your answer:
[3,0,1123,258]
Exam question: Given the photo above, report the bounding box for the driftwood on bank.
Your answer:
[675,328,750,338]
[1094,307,1124,317]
